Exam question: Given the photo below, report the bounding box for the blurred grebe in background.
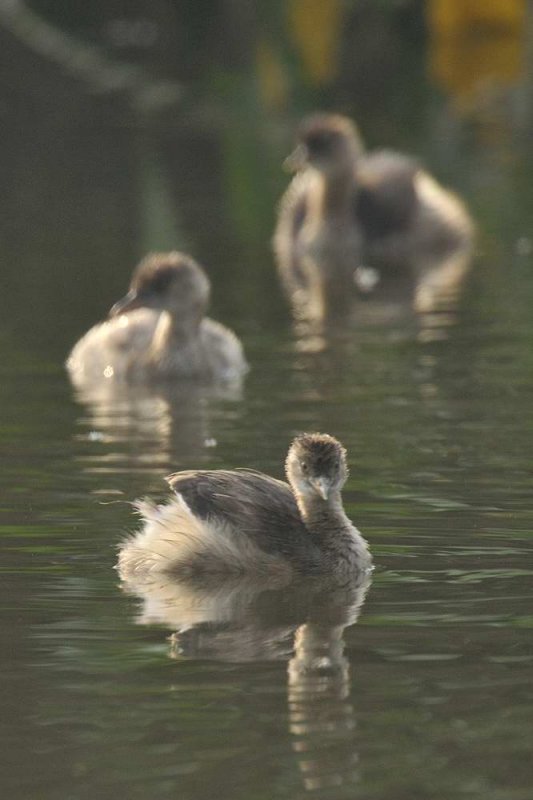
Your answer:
[67,251,248,386]
[274,113,474,319]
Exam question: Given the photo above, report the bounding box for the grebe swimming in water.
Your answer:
[67,251,248,386]
[117,433,371,581]
[274,113,474,318]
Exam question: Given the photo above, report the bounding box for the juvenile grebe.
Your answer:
[117,433,371,581]
[274,113,474,317]
[67,252,247,385]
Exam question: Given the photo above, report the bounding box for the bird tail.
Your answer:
[117,495,291,581]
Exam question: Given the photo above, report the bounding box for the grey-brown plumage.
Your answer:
[117,433,372,581]
[273,113,474,317]
[67,252,248,386]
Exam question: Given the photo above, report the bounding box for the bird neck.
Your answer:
[149,310,201,358]
[310,164,356,222]
[153,311,201,349]
[297,490,350,533]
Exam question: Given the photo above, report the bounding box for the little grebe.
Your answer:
[117,433,372,581]
[67,252,247,385]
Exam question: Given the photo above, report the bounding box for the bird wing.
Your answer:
[354,150,419,238]
[165,469,317,561]
[67,308,160,382]
[99,308,160,352]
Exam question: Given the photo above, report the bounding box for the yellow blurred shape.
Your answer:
[428,0,524,37]
[256,40,289,110]
[288,0,344,85]
[427,0,525,104]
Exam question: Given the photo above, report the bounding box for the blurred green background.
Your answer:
[0,0,531,354]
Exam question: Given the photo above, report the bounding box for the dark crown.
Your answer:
[133,252,202,293]
[291,433,346,473]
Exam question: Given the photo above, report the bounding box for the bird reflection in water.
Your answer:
[288,623,357,792]
[290,245,472,355]
[71,379,242,475]
[119,565,372,795]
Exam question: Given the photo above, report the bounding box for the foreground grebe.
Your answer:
[117,433,371,581]
[274,113,474,316]
[67,252,247,385]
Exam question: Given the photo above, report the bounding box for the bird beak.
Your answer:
[283,143,308,172]
[109,289,143,318]
[310,477,329,500]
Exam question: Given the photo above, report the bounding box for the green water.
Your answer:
[2,19,533,800]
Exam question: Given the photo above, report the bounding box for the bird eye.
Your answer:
[300,462,308,473]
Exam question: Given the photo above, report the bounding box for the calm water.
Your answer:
[2,23,533,800]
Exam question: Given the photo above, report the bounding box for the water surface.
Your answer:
[1,14,533,800]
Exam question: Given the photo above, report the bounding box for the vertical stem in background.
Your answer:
[135,126,189,255]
